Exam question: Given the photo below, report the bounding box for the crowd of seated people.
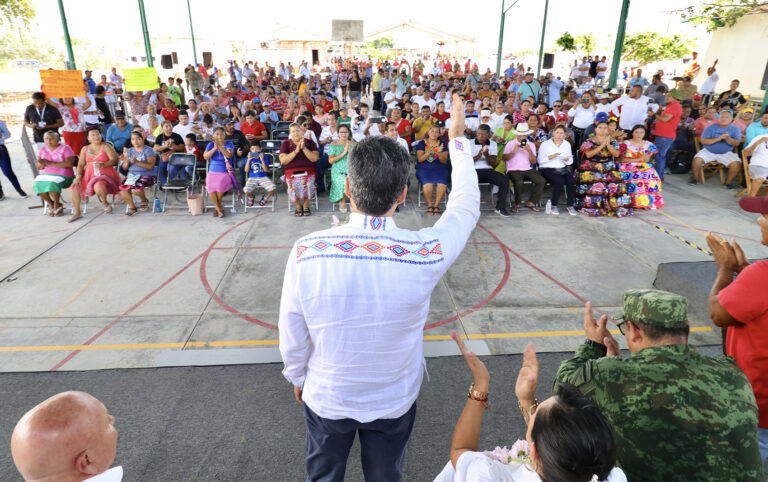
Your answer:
[14,54,767,221]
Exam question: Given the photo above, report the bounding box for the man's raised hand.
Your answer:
[448,93,465,140]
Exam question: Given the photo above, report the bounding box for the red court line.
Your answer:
[476,223,616,324]
[49,213,268,371]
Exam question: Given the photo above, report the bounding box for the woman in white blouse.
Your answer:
[538,125,577,216]
[435,333,626,482]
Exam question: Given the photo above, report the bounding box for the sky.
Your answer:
[30,0,709,57]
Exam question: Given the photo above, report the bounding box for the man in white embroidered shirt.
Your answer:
[279,94,480,482]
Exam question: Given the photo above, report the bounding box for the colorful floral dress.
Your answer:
[575,137,632,217]
[619,141,665,210]
[327,143,352,203]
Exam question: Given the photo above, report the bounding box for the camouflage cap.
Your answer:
[615,289,688,329]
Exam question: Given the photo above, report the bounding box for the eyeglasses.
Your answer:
[554,104,562,107]
[617,320,630,336]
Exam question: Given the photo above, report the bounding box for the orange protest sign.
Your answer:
[39,70,85,98]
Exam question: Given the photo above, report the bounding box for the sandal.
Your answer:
[433,206,443,216]
[258,195,267,207]
[103,204,112,214]
[53,205,64,217]
[138,201,149,212]
[295,209,303,217]
[427,207,436,216]
[247,197,255,207]
[125,208,137,217]
[525,203,540,212]
[303,207,312,216]
[512,205,520,213]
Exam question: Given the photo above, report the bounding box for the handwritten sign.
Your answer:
[123,67,159,92]
[39,70,84,98]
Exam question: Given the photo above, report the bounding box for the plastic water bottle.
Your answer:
[153,196,162,213]
[545,200,552,214]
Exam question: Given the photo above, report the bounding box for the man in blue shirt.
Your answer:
[689,110,742,188]
[84,70,96,95]
[545,73,563,108]
[628,69,650,88]
[745,110,768,147]
[105,112,133,155]
[517,72,541,105]
[259,103,280,124]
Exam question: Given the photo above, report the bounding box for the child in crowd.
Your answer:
[243,141,276,207]
[607,118,627,143]
[184,133,204,167]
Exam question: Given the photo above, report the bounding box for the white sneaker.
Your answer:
[551,206,560,215]
[567,206,577,216]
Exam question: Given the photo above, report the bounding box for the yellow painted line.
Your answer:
[0,327,714,352]
[657,210,707,236]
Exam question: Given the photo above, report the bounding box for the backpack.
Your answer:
[668,149,693,174]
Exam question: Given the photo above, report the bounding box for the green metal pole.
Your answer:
[137,0,154,67]
[57,0,76,70]
[186,0,198,65]
[495,0,506,77]
[536,0,549,77]
[608,0,630,89]
[761,88,768,116]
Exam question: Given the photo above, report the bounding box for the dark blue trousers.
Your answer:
[0,145,23,195]
[304,402,417,482]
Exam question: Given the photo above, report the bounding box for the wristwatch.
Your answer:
[584,339,607,356]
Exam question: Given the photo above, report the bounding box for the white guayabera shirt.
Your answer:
[279,138,480,422]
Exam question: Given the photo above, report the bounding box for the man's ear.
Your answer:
[627,321,644,345]
[396,185,408,205]
[75,450,99,475]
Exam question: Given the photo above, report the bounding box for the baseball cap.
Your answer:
[596,112,609,122]
[693,94,703,101]
[669,89,682,101]
[224,119,236,125]
[739,194,768,214]
[556,113,568,121]
[741,107,754,114]
[615,289,689,329]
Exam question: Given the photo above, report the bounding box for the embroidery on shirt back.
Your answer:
[296,235,443,265]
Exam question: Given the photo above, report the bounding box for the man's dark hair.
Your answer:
[478,124,491,133]
[95,86,105,95]
[178,110,188,117]
[359,103,369,110]
[203,114,213,124]
[244,110,256,118]
[185,133,197,142]
[632,321,690,341]
[384,121,396,130]
[347,136,410,215]
[532,383,617,482]
[32,92,46,101]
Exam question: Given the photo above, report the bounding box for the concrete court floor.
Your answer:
[1,138,764,373]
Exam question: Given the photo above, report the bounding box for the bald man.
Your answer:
[11,391,121,482]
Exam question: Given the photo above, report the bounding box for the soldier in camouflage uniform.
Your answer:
[554,289,764,482]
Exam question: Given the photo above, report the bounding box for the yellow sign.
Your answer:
[39,70,84,98]
[123,67,159,92]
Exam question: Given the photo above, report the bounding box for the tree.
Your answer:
[678,1,768,32]
[621,31,695,67]
[0,0,35,27]
[364,37,394,49]
[554,32,599,59]
[555,32,575,53]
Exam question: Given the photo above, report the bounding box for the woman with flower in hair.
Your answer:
[618,124,664,210]
[575,121,631,217]
[434,333,626,482]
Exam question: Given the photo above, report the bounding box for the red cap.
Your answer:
[693,94,703,100]
[556,113,568,121]
[739,195,768,214]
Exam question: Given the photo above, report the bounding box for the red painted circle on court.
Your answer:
[199,215,510,330]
